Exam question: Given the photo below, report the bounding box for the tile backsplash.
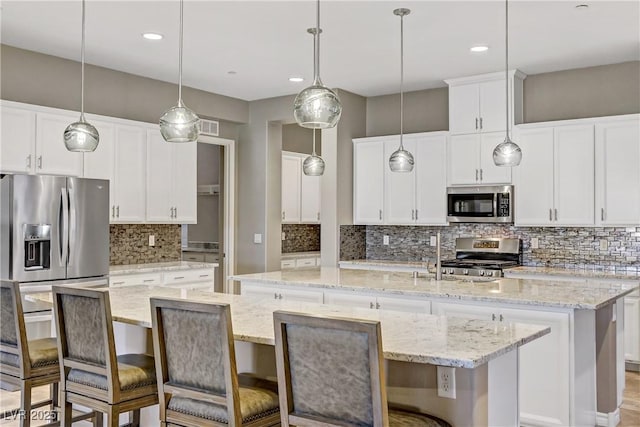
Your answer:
[110,224,181,265]
[340,224,640,272]
[282,224,321,253]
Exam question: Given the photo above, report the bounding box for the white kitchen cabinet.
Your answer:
[514,124,594,226]
[595,117,640,226]
[324,291,375,309]
[36,112,85,176]
[300,171,321,223]
[324,290,431,313]
[445,70,525,136]
[0,105,36,173]
[110,273,162,288]
[146,129,196,224]
[415,134,448,225]
[353,140,384,224]
[384,136,415,224]
[433,301,571,427]
[241,283,323,304]
[282,154,301,223]
[624,296,640,363]
[448,132,511,185]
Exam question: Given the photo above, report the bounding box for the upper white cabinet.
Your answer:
[448,132,512,185]
[445,70,526,136]
[0,103,83,176]
[147,129,197,224]
[595,117,640,226]
[353,140,385,224]
[281,152,321,224]
[355,132,448,226]
[514,123,595,226]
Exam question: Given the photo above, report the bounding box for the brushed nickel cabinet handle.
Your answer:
[376,302,380,309]
[274,292,278,300]
[174,207,178,218]
[112,206,115,218]
[370,302,375,309]
[199,274,209,278]
[282,211,285,220]
[143,279,155,283]
[554,209,558,221]
[475,118,478,130]
[475,169,479,181]
[37,156,42,169]
[499,314,504,322]
[174,276,185,280]
[549,209,552,221]
[112,281,125,285]
[492,313,496,321]
[379,209,382,220]
[279,294,283,300]
[415,210,419,221]
[317,212,320,221]
[601,208,605,221]
[480,169,483,181]
[411,209,415,220]
[116,205,120,218]
[479,117,483,129]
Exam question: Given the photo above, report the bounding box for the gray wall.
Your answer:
[523,61,640,123]
[282,123,321,155]
[0,45,247,139]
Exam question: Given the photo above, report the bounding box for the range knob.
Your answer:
[479,270,485,276]
[462,269,469,275]
[487,271,495,277]
[448,268,454,274]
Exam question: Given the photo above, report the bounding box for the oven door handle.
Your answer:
[493,192,498,219]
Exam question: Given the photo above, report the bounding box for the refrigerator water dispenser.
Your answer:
[23,224,51,270]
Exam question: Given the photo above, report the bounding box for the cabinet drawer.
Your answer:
[163,269,215,284]
[110,273,162,287]
[281,260,296,269]
[182,252,205,262]
[295,258,316,268]
[204,253,219,264]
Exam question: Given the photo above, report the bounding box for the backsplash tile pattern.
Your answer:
[340,225,367,260]
[282,224,321,253]
[110,224,181,265]
[341,224,640,272]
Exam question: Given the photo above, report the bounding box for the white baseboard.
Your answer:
[596,408,620,427]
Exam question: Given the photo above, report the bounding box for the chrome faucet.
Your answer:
[435,232,443,281]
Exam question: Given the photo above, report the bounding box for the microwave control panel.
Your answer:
[497,193,510,217]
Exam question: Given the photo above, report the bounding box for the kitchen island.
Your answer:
[30,284,549,427]
[232,267,638,427]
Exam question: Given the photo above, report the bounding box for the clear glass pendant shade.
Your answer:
[389,144,415,172]
[64,117,99,152]
[303,154,325,176]
[294,79,342,129]
[493,136,522,166]
[159,101,199,143]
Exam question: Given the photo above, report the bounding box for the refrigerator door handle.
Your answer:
[68,185,77,267]
[59,187,69,267]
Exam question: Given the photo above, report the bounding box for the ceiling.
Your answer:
[1,1,639,101]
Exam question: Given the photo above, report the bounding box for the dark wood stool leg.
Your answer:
[50,382,60,410]
[106,406,119,427]
[92,411,103,427]
[20,379,32,427]
[130,409,141,427]
[60,398,72,427]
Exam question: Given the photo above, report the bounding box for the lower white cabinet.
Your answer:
[241,283,324,303]
[323,291,432,314]
[432,301,572,427]
[110,273,163,288]
[109,267,216,289]
[624,295,640,363]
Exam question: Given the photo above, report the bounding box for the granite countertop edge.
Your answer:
[110,261,219,276]
[506,266,640,281]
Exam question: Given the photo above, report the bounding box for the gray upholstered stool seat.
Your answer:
[167,386,279,423]
[0,337,58,369]
[389,409,452,427]
[67,353,157,391]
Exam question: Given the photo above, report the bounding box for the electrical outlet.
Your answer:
[148,235,155,247]
[430,236,437,247]
[383,235,390,245]
[530,237,539,249]
[600,239,608,251]
[281,232,286,241]
[437,366,456,399]
[253,233,262,244]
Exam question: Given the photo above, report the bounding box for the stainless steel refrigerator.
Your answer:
[0,173,109,283]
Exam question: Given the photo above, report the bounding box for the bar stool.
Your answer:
[0,281,98,427]
[150,297,280,426]
[52,286,158,427]
[273,311,453,427]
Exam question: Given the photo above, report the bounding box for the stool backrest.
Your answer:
[52,286,120,400]
[150,298,241,423]
[273,311,388,427]
[0,281,31,377]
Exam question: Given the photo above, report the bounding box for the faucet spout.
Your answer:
[435,232,442,281]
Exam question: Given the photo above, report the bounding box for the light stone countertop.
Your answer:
[29,285,549,368]
[110,261,219,276]
[506,266,640,282]
[340,259,431,269]
[281,251,321,260]
[230,267,638,310]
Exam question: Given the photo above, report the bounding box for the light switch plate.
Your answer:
[530,237,539,249]
[148,235,155,247]
[254,233,262,244]
[383,235,390,245]
[430,236,437,247]
[281,232,286,241]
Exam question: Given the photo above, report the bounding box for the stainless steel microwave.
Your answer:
[447,185,513,223]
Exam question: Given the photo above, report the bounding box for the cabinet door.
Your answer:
[415,134,448,225]
[36,112,84,176]
[384,137,415,224]
[513,128,555,226]
[354,141,384,224]
[241,284,279,301]
[300,171,321,223]
[280,287,324,304]
[282,155,301,223]
[83,119,115,218]
[500,307,571,427]
[113,125,147,222]
[479,132,512,184]
[554,125,594,225]
[376,296,431,313]
[0,106,35,173]
[431,301,495,321]
[449,83,480,135]
[595,119,640,226]
[146,129,172,221]
[172,142,197,223]
[624,296,640,362]
[479,79,507,133]
[324,291,375,309]
[448,134,480,185]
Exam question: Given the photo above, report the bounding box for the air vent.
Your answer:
[199,119,219,137]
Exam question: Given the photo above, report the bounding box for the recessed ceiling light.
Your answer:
[575,4,589,10]
[289,77,304,83]
[470,45,489,53]
[142,32,163,40]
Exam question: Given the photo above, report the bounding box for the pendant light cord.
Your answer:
[399,12,404,149]
[314,0,320,82]
[312,129,317,156]
[178,0,184,104]
[505,0,510,140]
[80,0,86,120]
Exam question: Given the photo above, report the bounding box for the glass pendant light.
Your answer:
[293,0,342,129]
[493,0,522,167]
[159,0,199,143]
[64,0,99,152]
[389,8,414,173]
[303,129,325,176]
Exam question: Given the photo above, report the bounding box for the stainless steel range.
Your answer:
[438,237,521,278]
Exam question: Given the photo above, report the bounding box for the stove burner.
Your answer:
[438,237,522,278]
